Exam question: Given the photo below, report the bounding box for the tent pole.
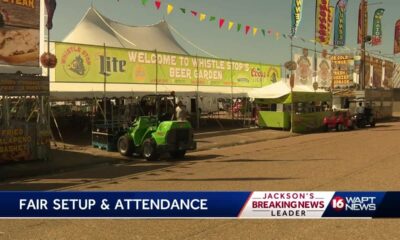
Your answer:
[290,36,294,133]
[314,0,318,86]
[155,49,159,122]
[196,55,200,129]
[103,43,107,125]
[155,49,158,96]
[230,59,234,124]
[5,96,9,127]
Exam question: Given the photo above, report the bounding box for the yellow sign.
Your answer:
[55,43,282,88]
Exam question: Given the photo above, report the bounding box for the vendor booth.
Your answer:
[0,1,51,164]
[249,81,332,133]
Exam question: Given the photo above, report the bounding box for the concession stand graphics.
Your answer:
[0,0,44,74]
[249,81,332,133]
[0,0,50,164]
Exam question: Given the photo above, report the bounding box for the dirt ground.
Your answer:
[0,122,399,239]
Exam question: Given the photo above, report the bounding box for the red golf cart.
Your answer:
[323,110,354,131]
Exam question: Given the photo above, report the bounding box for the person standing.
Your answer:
[175,101,188,121]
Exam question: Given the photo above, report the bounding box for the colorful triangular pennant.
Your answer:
[210,16,216,21]
[253,27,258,36]
[141,0,148,6]
[199,13,206,22]
[219,18,225,28]
[180,8,186,14]
[155,0,161,10]
[261,29,266,36]
[245,25,251,35]
[191,11,198,17]
[237,24,242,32]
[167,4,174,15]
[228,21,234,30]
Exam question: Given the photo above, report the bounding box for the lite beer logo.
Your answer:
[61,47,91,79]
[99,56,127,76]
[331,196,377,212]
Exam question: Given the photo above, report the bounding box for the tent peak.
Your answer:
[64,6,188,54]
[89,6,170,29]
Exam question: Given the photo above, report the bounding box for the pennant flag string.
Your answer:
[143,1,289,40]
[136,0,361,49]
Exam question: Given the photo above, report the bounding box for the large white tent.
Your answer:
[63,7,188,54]
[50,7,250,100]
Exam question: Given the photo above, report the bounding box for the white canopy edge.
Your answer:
[248,79,329,100]
[50,82,249,100]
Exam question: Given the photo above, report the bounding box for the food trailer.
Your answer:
[249,81,332,133]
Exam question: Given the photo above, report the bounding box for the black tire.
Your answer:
[143,138,160,161]
[336,124,343,132]
[170,150,186,159]
[370,122,376,128]
[118,135,134,156]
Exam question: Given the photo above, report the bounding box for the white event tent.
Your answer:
[248,79,328,100]
[50,7,250,100]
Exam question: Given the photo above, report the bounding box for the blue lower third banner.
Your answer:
[1,191,400,219]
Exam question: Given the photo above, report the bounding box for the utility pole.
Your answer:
[360,1,383,90]
[360,0,368,91]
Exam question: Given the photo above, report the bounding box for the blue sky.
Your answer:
[52,0,400,64]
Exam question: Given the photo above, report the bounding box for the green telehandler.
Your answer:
[117,94,196,161]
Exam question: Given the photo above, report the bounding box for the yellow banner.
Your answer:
[55,43,282,88]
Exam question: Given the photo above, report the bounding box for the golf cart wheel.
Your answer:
[143,138,160,161]
[118,135,134,156]
[170,150,186,159]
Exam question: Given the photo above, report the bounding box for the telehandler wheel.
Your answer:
[170,150,186,159]
[143,138,160,161]
[118,135,134,156]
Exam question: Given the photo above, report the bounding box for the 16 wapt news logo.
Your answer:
[331,196,377,212]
